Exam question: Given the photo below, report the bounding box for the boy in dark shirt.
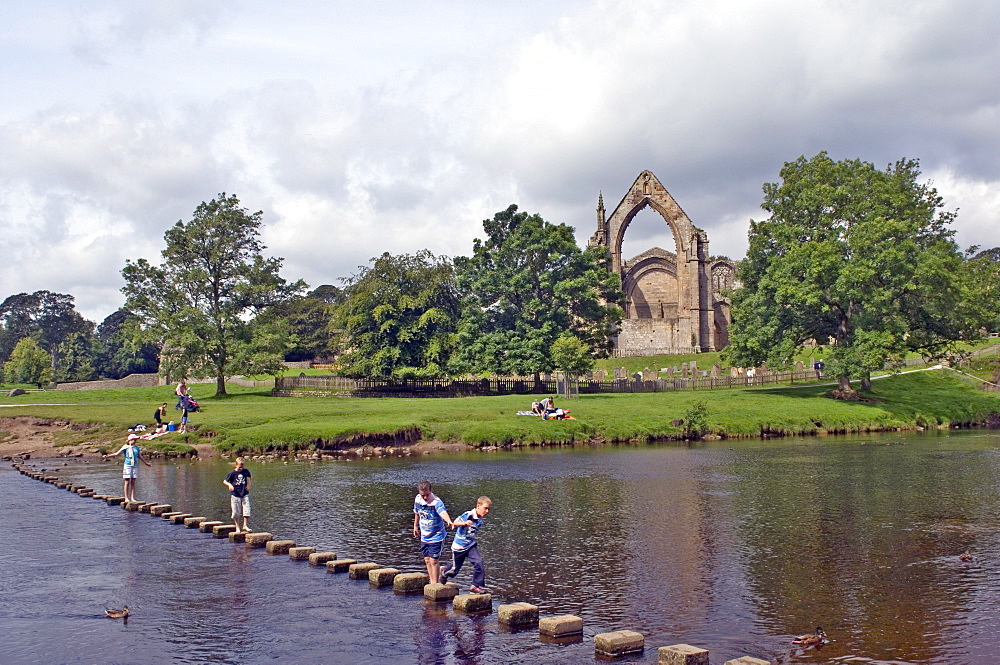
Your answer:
[223,457,253,534]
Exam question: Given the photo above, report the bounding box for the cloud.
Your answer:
[1,0,998,323]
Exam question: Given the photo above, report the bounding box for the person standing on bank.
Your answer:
[103,433,151,502]
[223,457,252,534]
[175,379,189,409]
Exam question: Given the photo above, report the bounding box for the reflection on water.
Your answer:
[4,430,1000,664]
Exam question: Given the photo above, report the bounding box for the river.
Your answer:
[3,430,999,664]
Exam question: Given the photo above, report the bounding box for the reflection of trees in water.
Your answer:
[729,439,996,661]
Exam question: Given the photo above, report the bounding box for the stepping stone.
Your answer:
[213,524,238,538]
[658,644,709,665]
[453,592,492,612]
[289,546,317,561]
[539,615,583,637]
[595,630,644,658]
[183,516,207,528]
[170,513,193,524]
[228,531,247,543]
[106,497,124,506]
[245,532,273,548]
[722,657,770,665]
[199,520,225,533]
[326,559,357,573]
[498,602,538,627]
[161,512,183,520]
[138,503,155,513]
[149,504,173,516]
[423,582,459,601]
[348,562,380,579]
[308,552,337,566]
[265,539,296,554]
[393,572,430,593]
[368,567,400,587]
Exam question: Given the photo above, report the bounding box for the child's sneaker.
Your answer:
[469,585,487,594]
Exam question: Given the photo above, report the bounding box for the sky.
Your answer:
[2,0,998,324]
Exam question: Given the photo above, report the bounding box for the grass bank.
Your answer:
[2,369,999,455]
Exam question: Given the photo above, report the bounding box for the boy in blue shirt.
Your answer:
[441,496,492,593]
[412,480,453,584]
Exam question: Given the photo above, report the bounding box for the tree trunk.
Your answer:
[860,372,872,391]
[216,373,227,396]
[838,374,853,392]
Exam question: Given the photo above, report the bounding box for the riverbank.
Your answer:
[2,370,999,457]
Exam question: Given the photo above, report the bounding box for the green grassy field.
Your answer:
[3,368,999,454]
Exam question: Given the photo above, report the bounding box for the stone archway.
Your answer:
[589,170,728,355]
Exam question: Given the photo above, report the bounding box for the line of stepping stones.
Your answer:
[8,456,770,664]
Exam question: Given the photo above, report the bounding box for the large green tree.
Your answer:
[121,193,305,395]
[454,204,624,377]
[334,251,459,378]
[5,337,53,387]
[726,152,981,392]
[263,285,342,363]
[0,290,93,370]
[93,310,161,379]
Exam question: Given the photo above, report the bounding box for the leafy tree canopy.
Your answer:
[0,290,92,368]
[121,193,305,395]
[725,152,982,392]
[94,310,160,379]
[334,250,459,379]
[5,337,52,387]
[454,204,624,376]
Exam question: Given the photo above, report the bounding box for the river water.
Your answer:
[3,430,1000,665]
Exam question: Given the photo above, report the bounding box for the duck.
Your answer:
[960,551,973,562]
[105,605,129,619]
[793,626,827,647]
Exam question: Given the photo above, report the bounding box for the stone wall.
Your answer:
[56,373,164,391]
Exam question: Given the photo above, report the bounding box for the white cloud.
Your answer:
[1,0,998,323]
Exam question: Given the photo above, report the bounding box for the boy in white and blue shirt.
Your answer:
[441,496,492,593]
[412,480,453,584]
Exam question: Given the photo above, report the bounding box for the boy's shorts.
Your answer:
[420,540,443,559]
[231,495,251,519]
[122,465,138,479]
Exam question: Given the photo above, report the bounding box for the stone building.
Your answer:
[588,170,736,356]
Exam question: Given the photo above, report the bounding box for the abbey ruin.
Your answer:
[589,171,736,356]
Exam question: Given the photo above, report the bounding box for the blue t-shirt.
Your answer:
[414,494,448,543]
[451,508,485,551]
[120,443,140,467]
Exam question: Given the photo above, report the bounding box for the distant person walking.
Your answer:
[813,360,825,379]
[103,433,151,502]
[223,457,253,534]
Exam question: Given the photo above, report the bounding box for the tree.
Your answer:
[334,251,460,378]
[0,290,93,370]
[55,332,96,382]
[121,193,305,396]
[262,286,342,363]
[549,332,595,375]
[454,204,624,377]
[5,337,52,387]
[964,246,1000,334]
[725,152,981,392]
[93,310,160,379]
